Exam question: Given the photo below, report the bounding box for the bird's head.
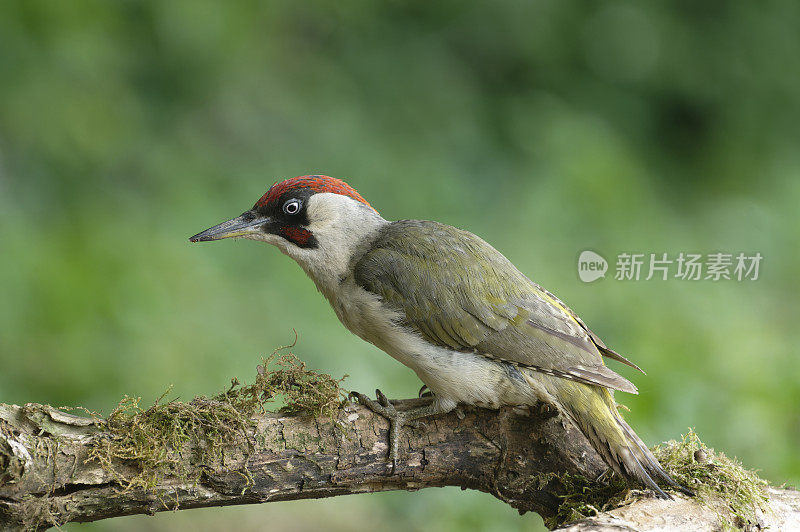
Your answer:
[190,175,385,284]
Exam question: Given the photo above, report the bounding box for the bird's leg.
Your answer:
[349,389,454,473]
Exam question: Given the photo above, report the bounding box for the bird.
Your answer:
[190,174,686,498]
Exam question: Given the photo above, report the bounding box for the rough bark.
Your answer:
[0,399,797,531]
[553,486,800,531]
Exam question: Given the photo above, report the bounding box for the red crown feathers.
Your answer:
[254,175,375,212]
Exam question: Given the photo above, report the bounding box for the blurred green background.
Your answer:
[1,1,798,530]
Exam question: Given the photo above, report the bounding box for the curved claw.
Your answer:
[418,384,433,398]
[376,389,392,409]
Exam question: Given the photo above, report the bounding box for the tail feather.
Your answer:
[614,413,694,496]
[546,380,688,497]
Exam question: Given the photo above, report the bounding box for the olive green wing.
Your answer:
[353,220,639,394]
[533,285,645,374]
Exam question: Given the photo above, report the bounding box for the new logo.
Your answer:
[578,250,608,283]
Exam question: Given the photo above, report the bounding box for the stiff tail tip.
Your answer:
[553,382,693,498]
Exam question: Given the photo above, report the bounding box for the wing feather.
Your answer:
[353,220,640,393]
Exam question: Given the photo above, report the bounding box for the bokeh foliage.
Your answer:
[0,1,798,530]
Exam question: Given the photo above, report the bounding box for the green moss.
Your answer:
[87,348,346,492]
[653,429,769,530]
[224,350,347,418]
[546,472,630,527]
[547,429,769,530]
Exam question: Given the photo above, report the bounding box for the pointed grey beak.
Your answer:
[189,213,271,242]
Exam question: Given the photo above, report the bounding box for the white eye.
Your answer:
[283,199,301,215]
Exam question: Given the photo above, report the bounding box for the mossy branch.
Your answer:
[0,353,796,531]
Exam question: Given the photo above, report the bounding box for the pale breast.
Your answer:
[326,279,552,409]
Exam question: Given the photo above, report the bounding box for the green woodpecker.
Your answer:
[190,175,684,497]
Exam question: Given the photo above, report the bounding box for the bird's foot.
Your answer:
[350,389,413,473]
[350,389,456,473]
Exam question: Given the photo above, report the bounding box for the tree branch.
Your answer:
[1,398,797,530]
[553,486,800,531]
